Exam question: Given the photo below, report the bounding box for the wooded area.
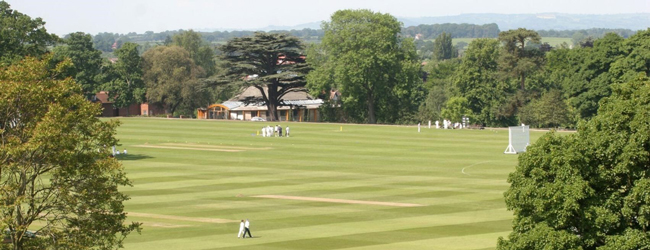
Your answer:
[2,1,647,127]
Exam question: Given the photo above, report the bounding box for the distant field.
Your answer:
[451,37,572,47]
[115,118,548,250]
[539,37,572,47]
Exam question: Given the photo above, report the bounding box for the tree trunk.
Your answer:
[14,203,24,250]
[169,102,180,116]
[266,85,279,121]
[367,91,376,124]
[520,73,526,90]
[13,236,22,250]
[267,101,278,121]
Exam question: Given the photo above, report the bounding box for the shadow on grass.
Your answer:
[116,154,153,161]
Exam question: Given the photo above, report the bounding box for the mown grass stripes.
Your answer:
[112,118,547,250]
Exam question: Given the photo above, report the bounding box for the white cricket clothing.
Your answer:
[238,221,245,237]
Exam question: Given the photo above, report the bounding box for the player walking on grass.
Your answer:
[243,219,253,238]
[237,220,245,238]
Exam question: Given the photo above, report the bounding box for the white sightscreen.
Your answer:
[504,126,530,154]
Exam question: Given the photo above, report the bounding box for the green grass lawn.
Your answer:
[114,118,547,250]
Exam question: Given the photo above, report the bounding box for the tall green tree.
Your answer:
[52,32,105,97]
[308,9,421,124]
[102,42,146,115]
[379,37,425,124]
[220,32,310,121]
[497,28,543,90]
[453,38,512,126]
[172,30,216,76]
[92,32,118,52]
[497,75,650,250]
[142,46,207,115]
[517,89,569,128]
[546,33,625,121]
[432,32,456,61]
[0,56,141,250]
[440,96,470,123]
[418,59,461,122]
[0,1,58,65]
[610,28,650,81]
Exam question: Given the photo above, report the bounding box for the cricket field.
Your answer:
[115,118,546,250]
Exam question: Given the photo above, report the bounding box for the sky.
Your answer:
[10,0,650,36]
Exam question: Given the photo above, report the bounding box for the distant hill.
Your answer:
[93,13,646,53]
[252,13,649,32]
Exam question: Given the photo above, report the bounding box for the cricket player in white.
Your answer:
[237,220,245,238]
[243,219,252,238]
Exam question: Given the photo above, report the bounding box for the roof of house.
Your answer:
[93,91,112,104]
[225,86,323,111]
[229,86,318,102]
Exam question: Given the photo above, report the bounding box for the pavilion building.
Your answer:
[197,86,323,122]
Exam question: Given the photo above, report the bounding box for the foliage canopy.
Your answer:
[102,42,147,114]
[0,56,140,250]
[0,1,58,66]
[220,32,310,121]
[142,45,207,115]
[308,9,423,124]
[52,32,104,97]
[498,75,650,249]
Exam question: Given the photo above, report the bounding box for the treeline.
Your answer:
[417,28,650,128]
[402,23,500,39]
[4,0,650,129]
[89,25,640,57]
[128,29,324,43]
[91,29,325,53]
[90,23,500,53]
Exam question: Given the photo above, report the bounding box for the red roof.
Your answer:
[93,91,112,104]
[277,55,306,65]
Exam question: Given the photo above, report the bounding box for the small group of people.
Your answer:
[435,119,457,129]
[111,146,127,156]
[261,125,290,137]
[237,219,253,238]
